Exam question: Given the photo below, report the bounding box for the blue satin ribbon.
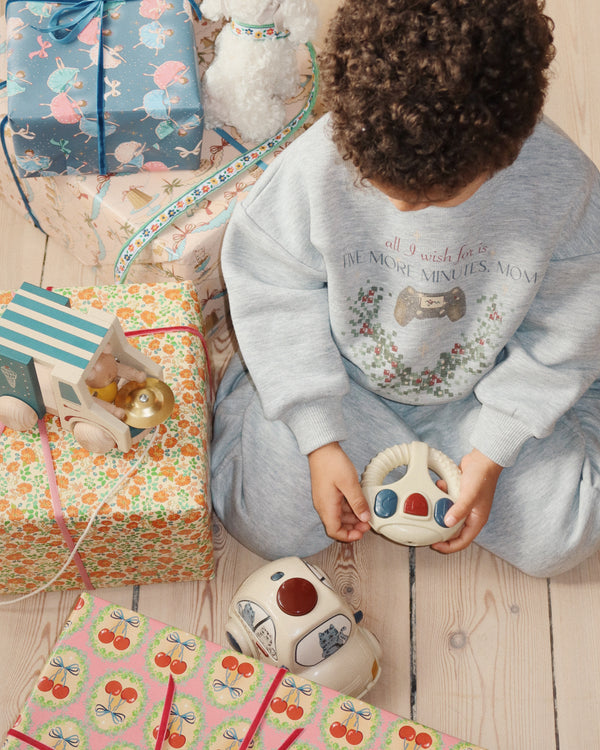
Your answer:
[44,0,106,44]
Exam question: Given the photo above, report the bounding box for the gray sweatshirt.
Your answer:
[222,114,600,467]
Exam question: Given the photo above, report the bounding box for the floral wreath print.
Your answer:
[383,719,443,749]
[32,646,88,710]
[320,695,382,750]
[35,718,88,750]
[146,626,205,683]
[204,650,263,709]
[90,604,149,661]
[343,283,504,400]
[61,593,95,637]
[144,690,204,749]
[266,673,321,731]
[204,718,264,750]
[87,670,146,734]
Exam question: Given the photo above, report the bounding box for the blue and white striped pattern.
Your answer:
[0,283,109,372]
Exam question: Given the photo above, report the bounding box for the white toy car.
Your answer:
[225,557,382,698]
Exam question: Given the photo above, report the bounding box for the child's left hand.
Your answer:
[431,448,503,554]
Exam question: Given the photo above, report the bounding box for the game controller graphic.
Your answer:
[361,441,463,546]
[394,286,466,326]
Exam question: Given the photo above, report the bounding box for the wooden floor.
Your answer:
[1,2,599,749]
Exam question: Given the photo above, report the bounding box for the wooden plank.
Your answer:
[413,545,556,750]
[551,554,600,750]
[320,533,412,717]
[544,0,600,164]
[136,517,265,641]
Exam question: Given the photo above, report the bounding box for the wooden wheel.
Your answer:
[72,421,117,454]
[0,396,38,431]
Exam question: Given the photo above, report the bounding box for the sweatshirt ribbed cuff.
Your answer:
[282,398,347,455]
[470,405,535,467]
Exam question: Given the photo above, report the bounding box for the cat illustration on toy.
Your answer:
[225,556,382,698]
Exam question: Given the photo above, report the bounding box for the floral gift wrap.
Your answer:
[2,593,486,750]
[0,281,213,593]
[0,14,317,384]
[5,0,204,177]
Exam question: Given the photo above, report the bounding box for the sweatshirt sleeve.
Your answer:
[221,187,350,455]
[471,167,600,466]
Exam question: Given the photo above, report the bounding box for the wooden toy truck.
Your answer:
[0,282,163,453]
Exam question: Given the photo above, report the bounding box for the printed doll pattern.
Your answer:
[6,0,204,176]
[2,594,487,750]
[343,282,505,400]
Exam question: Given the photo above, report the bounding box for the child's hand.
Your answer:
[307,442,371,543]
[431,448,503,554]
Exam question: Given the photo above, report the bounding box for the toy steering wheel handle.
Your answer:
[361,441,463,546]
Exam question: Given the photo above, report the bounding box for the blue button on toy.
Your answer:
[434,497,454,527]
[374,489,398,518]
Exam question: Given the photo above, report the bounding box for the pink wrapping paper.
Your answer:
[2,593,487,750]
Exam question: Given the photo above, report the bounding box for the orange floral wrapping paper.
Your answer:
[0,282,213,593]
[2,593,487,750]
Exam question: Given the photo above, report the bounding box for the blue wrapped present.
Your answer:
[5,0,204,176]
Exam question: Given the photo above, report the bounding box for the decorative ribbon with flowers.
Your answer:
[113,39,318,282]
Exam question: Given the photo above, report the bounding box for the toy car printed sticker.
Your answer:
[237,599,277,660]
[296,615,352,667]
[32,646,88,709]
[266,673,321,731]
[144,691,204,749]
[146,626,205,683]
[321,696,381,749]
[205,650,263,708]
[91,604,149,661]
[87,671,146,734]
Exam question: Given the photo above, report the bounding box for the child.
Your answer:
[211,0,600,577]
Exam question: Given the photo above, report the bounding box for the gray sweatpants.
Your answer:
[211,355,600,577]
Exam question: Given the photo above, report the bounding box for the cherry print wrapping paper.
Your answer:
[1,593,486,750]
[0,13,316,385]
[5,0,204,177]
[0,281,213,593]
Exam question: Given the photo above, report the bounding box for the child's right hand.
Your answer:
[307,442,371,544]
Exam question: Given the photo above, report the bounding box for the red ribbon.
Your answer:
[8,671,303,749]
[8,674,175,750]
[239,668,305,750]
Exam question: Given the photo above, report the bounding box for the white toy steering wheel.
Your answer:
[361,441,463,546]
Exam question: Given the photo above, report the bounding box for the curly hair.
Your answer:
[319,0,555,197]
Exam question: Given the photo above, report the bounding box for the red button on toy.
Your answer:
[277,577,318,616]
[403,493,429,517]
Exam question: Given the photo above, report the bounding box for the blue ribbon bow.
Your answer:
[44,0,105,44]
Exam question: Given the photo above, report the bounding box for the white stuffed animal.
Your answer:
[201,0,318,143]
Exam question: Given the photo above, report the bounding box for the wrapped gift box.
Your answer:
[0,281,213,593]
[6,0,204,176]
[0,14,317,383]
[2,593,487,750]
